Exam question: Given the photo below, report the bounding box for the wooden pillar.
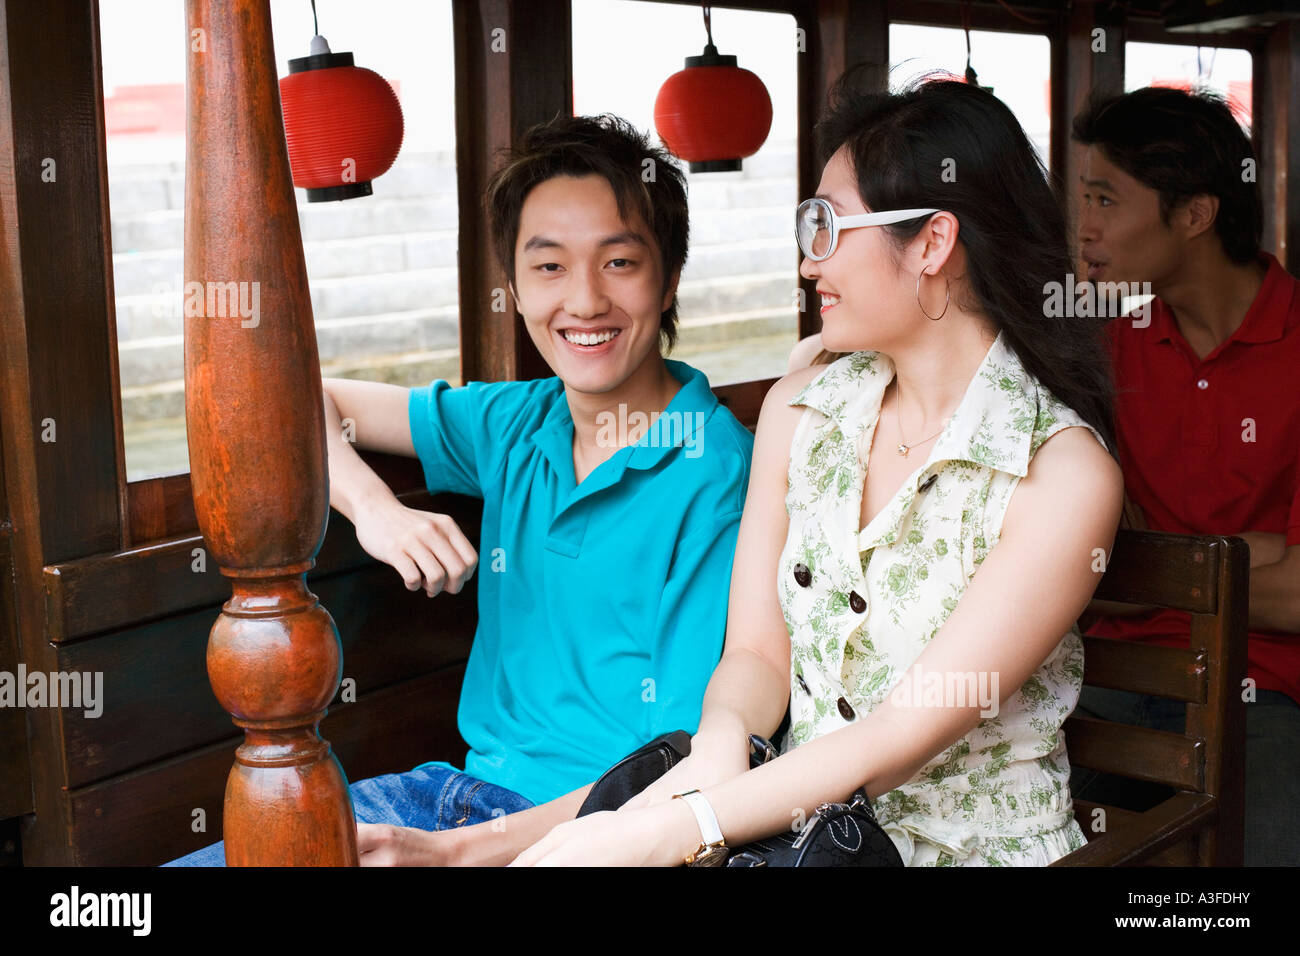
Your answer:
[1055,1,1124,243]
[798,0,887,339]
[1256,22,1300,272]
[453,0,573,383]
[184,0,356,866]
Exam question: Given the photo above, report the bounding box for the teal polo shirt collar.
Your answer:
[530,360,718,555]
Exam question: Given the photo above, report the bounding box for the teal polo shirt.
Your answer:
[406,359,753,804]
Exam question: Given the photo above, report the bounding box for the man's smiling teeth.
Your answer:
[562,329,620,346]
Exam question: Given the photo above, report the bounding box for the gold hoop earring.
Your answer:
[916,268,951,321]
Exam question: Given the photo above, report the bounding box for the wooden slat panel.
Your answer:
[1092,530,1218,613]
[0,0,125,866]
[1064,715,1204,790]
[1053,792,1215,867]
[1072,800,1194,863]
[56,562,475,788]
[0,0,122,564]
[1080,636,1206,703]
[46,492,482,642]
[126,451,428,546]
[1183,538,1249,865]
[0,541,30,818]
[67,666,466,866]
[714,378,779,430]
[1144,837,1199,866]
[0,414,32,819]
[1072,800,1138,841]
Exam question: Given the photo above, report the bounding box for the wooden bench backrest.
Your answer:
[1063,529,1249,865]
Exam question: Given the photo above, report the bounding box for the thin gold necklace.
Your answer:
[893,382,947,457]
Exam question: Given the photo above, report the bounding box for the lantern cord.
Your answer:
[702,4,714,51]
[962,1,979,88]
[311,0,319,37]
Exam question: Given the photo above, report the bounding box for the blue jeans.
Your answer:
[1070,686,1300,866]
[163,765,535,866]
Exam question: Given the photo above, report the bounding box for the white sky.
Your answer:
[99,2,1254,163]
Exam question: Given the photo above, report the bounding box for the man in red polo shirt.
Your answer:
[1072,86,1300,866]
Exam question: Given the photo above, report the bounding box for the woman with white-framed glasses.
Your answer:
[515,77,1123,867]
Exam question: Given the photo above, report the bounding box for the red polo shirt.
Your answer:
[1088,252,1300,705]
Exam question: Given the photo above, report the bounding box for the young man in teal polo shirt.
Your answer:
[164,114,753,866]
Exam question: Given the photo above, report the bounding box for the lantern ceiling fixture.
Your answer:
[279,0,404,202]
[654,4,773,173]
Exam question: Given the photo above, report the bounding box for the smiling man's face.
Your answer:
[512,173,675,396]
[1077,145,1186,290]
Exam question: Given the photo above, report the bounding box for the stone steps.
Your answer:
[115,266,797,388]
[110,227,794,312]
[117,300,797,425]
[103,145,796,215]
[111,144,802,433]
[111,230,462,293]
[110,194,463,255]
[121,329,799,482]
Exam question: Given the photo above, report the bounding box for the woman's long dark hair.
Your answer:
[815,75,1117,457]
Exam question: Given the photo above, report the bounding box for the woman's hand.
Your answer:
[357,823,460,866]
[619,732,750,811]
[351,494,478,597]
[509,803,697,867]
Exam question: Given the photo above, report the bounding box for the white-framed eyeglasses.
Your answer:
[796,197,939,261]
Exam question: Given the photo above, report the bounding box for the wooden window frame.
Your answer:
[2,0,1295,865]
[121,0,887,544]
[12,0,1294,550]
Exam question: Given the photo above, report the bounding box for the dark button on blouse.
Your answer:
[848,590,866,614]
[793,563,812,587]
[797,673,811,695]
[837,696,856,720]
[919,473,937,492]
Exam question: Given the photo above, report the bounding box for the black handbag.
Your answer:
[577,730,903,867]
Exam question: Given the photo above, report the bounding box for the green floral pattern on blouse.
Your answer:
[778,333,1105,867]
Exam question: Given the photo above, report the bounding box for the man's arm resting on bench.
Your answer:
[357,783,594,866]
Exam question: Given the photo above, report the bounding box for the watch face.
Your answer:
[687,844,730,867]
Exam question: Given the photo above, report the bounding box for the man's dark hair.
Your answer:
[484,114,689,350]
[1072,86,1261,264]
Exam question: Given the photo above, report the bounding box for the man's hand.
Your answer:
[1234,531,1288,569]
[351,493,478,597]
[357,823,460,866]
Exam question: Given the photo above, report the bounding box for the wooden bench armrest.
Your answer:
[1051,792,1217,867]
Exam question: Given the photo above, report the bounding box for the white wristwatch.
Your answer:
[673,789,728,866]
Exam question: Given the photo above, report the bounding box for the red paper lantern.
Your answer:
[654,43,772,173]
[279,37,403,202]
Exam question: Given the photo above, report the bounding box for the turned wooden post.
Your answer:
[184,0,357,866]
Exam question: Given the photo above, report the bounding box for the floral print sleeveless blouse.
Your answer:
[778,332,1103,866]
